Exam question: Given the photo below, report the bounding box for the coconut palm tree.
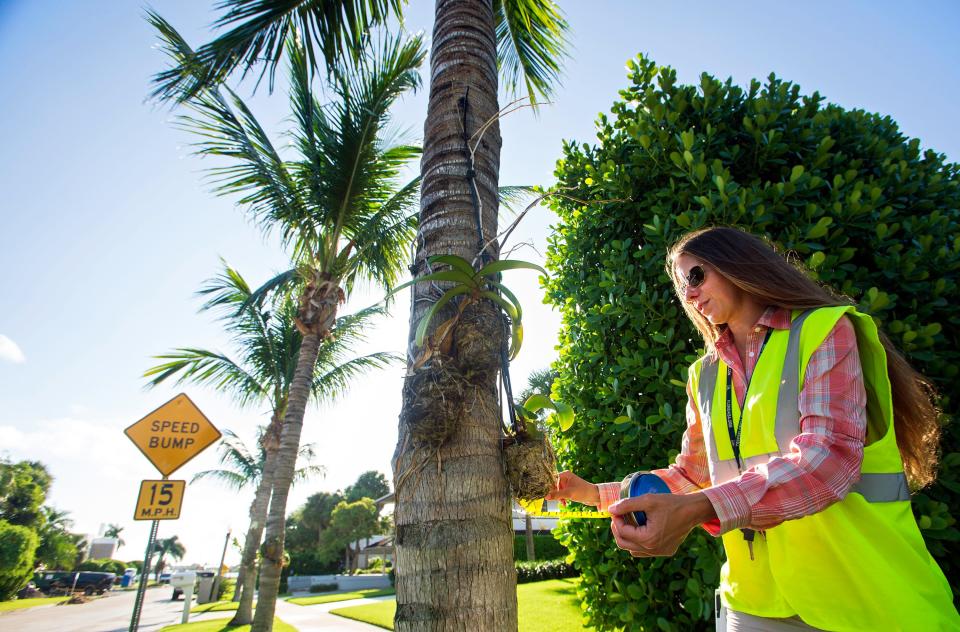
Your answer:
[150,2,570,628]
[145,264,397,624]
[149,15,426,630]
[153,536,186,580]
[392,4,568,629]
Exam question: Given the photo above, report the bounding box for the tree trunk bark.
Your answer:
[251,333,323,632]
[230,422,280,625]
[392,1,516,630]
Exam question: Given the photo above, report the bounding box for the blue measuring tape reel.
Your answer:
[621,473,671,527]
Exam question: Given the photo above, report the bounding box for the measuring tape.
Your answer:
[518,498,609,519]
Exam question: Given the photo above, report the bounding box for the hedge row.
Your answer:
[515,559,578,584]
[513,533,569,562]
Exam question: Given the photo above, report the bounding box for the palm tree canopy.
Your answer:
[150,0,407,103]
[149,13,425,297]
[150,0,569,105]
[191,427,325,490]
[144,263,399,411]
[156,535,187,561]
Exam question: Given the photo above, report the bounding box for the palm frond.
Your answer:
[148,12,307,239]
[494,0,570,105]
[217,429,262,478]
[343,175,420,292]
[498,185,537,216]
[314,303,388,365]
[143,348,268,408]
[238,268,300,315]
[311,351,400,405]
[312,32,426,251]
[191,468,250,491]
[149,0,405,103]
[292,464,326,486]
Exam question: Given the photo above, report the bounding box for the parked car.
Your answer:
[33,571,116,595]
[159,572,172,584]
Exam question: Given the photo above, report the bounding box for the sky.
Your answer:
[1,1,958,568]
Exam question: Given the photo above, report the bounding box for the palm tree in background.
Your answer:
[104,523,126,551]
[150,2,570,628]
[153,535,186,580]
[145,263,397,624]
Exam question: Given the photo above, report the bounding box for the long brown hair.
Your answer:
[667,226,941,489]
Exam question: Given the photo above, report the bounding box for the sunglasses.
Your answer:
[682,265,705,289]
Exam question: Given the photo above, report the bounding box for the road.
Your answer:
[0,585,190,632]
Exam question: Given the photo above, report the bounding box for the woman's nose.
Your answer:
[684,284,699,302]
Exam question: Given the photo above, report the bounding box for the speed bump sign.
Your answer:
[134,480,185,520]
[124,393,220,476]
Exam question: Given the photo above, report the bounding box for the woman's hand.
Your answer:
[545,470,601,506]
[607,492,715,557]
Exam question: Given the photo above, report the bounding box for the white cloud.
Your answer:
[0,335,25,363]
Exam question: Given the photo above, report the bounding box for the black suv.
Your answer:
[34,571,116,596]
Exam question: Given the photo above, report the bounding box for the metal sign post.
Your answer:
[128,517,160,632]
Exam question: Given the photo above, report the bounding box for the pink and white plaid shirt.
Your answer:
[598,306,867,536]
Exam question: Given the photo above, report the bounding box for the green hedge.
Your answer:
[544,55,960,630]
[77,558,127,576]
[515,559,578,584]
[513,533,569,562]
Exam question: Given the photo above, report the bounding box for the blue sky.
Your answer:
[1,1,957,566]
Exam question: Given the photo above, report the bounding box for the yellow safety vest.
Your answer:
[688,306,959,631]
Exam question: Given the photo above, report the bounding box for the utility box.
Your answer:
[121,568,137,588]
[196,571,217,604]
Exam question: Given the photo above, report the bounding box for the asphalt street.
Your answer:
[1,587,390,631]
[0,585,190,632]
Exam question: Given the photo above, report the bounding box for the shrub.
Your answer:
[309,582,338,593]
[515,559,578,584]
[217,577,235,601]
[77,558,126,576]
[287,549,339,575]
[545,55,960,630]
[0,520,39,600]
[513,533,569,562]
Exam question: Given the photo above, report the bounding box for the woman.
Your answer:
[547,227,958,631]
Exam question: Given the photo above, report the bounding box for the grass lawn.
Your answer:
[0,596,69,612]
[158,617,295,632]
[330,579,590,631]
[191,600,242,613]
[286,588,395,606]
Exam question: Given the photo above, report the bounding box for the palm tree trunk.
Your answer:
[251,333,323,632]
[230,423,280,625]
[233,566,244,603]
[392,1,516,630]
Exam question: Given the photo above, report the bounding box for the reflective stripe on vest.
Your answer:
[697,309,908,503]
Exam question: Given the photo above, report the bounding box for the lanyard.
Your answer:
[724,328,773,472]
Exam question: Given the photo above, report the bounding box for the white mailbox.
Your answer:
[170,571,197,624]
[170,571,196,588]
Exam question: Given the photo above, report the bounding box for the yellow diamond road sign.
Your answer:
[134,480,186,521]
[124,393,221,476]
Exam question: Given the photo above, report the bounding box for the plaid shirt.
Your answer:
[598,306,867,536]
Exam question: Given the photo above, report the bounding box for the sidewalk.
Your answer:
[188,595,394,631]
